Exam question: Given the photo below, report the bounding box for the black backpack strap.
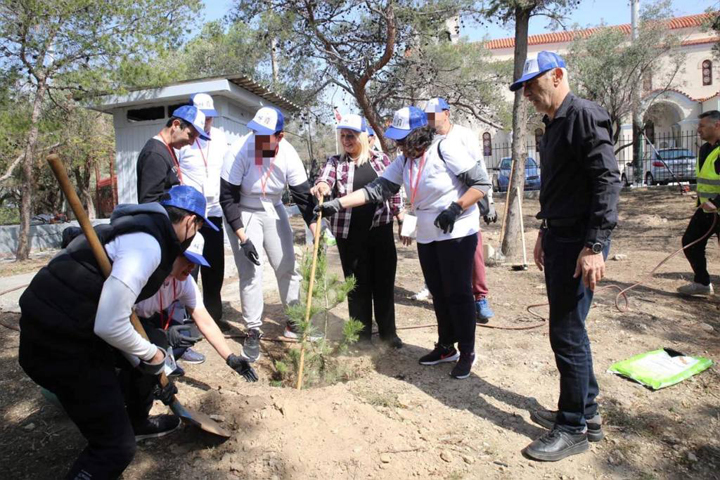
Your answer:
[437,139,445,163]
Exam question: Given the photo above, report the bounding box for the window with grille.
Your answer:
[482,132,492,156]
[703,60,713,86]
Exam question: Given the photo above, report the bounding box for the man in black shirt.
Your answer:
[136,105,210,203]
[509,51,621,461]
[677,110,720,296]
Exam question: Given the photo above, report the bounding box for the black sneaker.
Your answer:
[382,336,404,349]
[450,352,476,379]
[242,328,262,362]
[419,343,459,365]
[530,409,604,442]
[133,414,181,441]
[523,428,589,462]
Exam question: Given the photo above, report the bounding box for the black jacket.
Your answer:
[19,204,181,368]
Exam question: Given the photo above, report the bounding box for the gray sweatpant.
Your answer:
[226,204,301,330]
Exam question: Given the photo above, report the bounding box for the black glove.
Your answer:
[483,204,498,225]
[241,239,260,266]
[313,198,342,219]
[434,202,463,233]
[227,354,259,382]
[153,379,178,405]
[137,347,168,376]
[167,324,202,349]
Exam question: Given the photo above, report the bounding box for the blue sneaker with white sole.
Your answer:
[180,348,206,365]
[476,298,494,324]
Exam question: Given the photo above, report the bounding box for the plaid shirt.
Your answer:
[316,151,403,239]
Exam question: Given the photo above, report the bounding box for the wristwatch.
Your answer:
[586,241,603,254]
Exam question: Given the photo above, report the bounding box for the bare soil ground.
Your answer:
[1,188,719,479]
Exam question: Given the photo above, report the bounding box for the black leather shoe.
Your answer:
[523,428,589,462]
[530,409,604,442]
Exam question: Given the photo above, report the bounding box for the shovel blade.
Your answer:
[169,399,231,438]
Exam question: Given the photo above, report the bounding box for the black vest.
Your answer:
[18,212,180,364]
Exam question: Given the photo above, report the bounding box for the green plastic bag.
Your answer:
[607,348,713,390]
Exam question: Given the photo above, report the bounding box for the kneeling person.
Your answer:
[18,185,214,479]
[135,233,258,382]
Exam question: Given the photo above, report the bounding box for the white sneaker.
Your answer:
[411,286,432,301]
[677,282,714,296]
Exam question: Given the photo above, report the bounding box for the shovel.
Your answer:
[47,154,231,438]
[511,187,529,271]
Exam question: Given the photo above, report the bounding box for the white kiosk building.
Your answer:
[92,75,299,204]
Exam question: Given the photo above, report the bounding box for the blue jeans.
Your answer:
[543,226,609,433]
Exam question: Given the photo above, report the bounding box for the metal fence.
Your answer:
[486,130,702,188]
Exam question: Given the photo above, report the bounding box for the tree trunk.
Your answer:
[500,6,531,258]
[270,37,279,85]
[16,79,48,261]
[74,163,96,220]
[354,84,389,154]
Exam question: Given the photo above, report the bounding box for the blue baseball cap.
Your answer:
[171,105,211,141]
[191,93,218,118]
[510,51,566,92]
[248,106,284,135]
[424,97,450,113]
[336,114,367,133]
[160,185,220,232]
[183,232,210,267]
[384,107,428,140]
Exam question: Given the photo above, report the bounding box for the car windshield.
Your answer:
[500,158,537,169]
[658,149,695,160]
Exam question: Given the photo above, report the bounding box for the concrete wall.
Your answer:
[0,219,110,257]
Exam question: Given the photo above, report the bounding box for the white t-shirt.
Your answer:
[222,134,308,205]
[382,137,479,244]
[135,275,203,319]
[177,126,228,218]
[105,232,162,295]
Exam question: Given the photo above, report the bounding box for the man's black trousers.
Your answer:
[682,209,720,286]
[192,216,225,321]
[19,328,167,479]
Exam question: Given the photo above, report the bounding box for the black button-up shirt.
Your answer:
[537,93,621,245]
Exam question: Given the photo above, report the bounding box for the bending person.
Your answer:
[317,106,490,379]
[135,233,258,382]
[220,106,316,363]
[311,114,404,348]
[19,185,212,479]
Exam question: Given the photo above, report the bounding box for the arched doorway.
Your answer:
[643,101,684,149]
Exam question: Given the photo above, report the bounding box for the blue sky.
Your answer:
[202,0,716,40]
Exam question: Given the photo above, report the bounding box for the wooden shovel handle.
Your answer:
[47,154,169,387]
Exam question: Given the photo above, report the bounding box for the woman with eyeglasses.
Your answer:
[316,107,491,379]
[311,114,404,348]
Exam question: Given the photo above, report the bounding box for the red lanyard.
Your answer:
[195,139,209,177]
[159,134,183,184]
[255,144,280,196]
[408,152,427,208]
[158,279,178,331]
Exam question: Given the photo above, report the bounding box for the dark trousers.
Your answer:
[192,216,225,321]
[335,222,398,341]
[543,227,609,433]
[417,234,477,354]
[19,329,167,479]
[682,209,720,286]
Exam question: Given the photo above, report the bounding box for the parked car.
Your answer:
[494,156,541,192]
[622,148,696,186]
